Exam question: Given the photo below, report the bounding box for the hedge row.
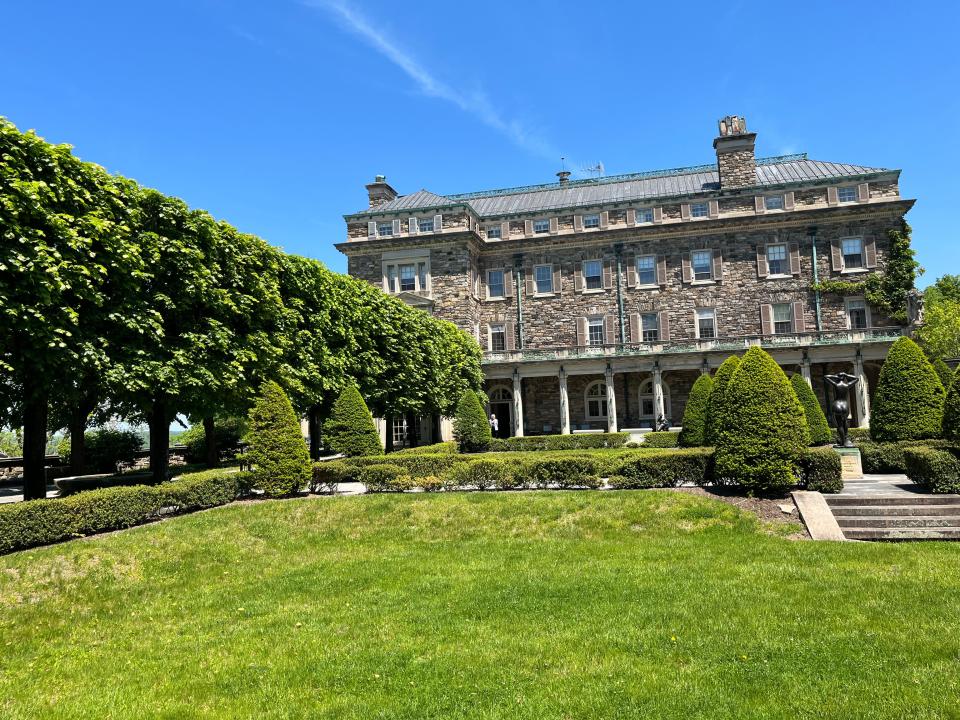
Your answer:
[903,447,960,494]
[641,431,680,448]
[487,432,629,452]
[0,468,246,554]
[856,439,954,474]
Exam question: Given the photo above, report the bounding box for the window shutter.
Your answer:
[626,255,637,288]
[576,317,586,347]
[392,219,402,236]
[827,187,838,206]
[784,191,795,210]
[712,250,722,281]
[504,268,514,297]
[524,219,533,237]
[630,313,640,343]
[830,238,843,271]
[789,242,801,275]
[552,264,561,295]
[604,315,615,345]
[483,325,490,350]
[864,236,878,268]
[434,214,443,232]
[626,209,636,225]
[368,221,377,237]
[792,302,806,333]
[506,323,516,351]
[755,196,765,214]
[760,304,773,335]
[408,217,418,234]
[500,221,510,239]
[549,217,559,235]
[602,260,613,290]
[708,200,719,219]
[681,254,693,283]
[857,182,870,202]
[757,245,769,277]
[653,206,663,224]
[599,211,609,229]
[680,203,691,220]
[574,214,583,231]
[658,311,670,342]
[656,255,667,285]
[525,267,535,296]
[574,264,583,292]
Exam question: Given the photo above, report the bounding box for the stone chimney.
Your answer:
[365,174,398,208]
[713,115,756,190]
[556,170,571,185]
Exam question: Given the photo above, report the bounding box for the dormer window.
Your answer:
[533,219,550,234]
[837,186,857,203]
[417,217,434,233]
[583,213,601,229]
[377,222,393,237]
[691,202,709,218]
[636,208,654,223]
[486,225,501,239]
[764,194,784,210]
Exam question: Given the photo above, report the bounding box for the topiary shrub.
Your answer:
[452,390,492,453]
[933,357,955,392]
[903,446,960,493]
[943,367,960,442]
[791,374,832,446]
[57,429,143,474]
[642,431,679,448]
[704,355,741,446]
[324,385,382,457]
[610,448,713,489]
[714,346,810,495]
[678,374,713,447]
[800,447,843,493]
[246,381,312,496]
[871,337,945,441]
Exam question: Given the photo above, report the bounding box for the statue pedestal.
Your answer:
[834,446,863,480]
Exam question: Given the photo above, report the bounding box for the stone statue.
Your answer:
[655,414,670,431]
[906,289,925,326]
[824,372,860,447]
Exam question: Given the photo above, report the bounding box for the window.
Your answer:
[417,217,434,233]
[399,264,416,292]
[392,416,409,448]
[838,186,857,203]
[640,313,659,342]
[766,243,788,276]
[534,264,553,294]
[486,225,501,239]
[385,265,397,293]
[534,219,550,234]
[583,260,603,290]
[636,208,654,224]
[691,202,709,218]
[773,303,793,334]
[765,194,784,210]
[847,298,868,330]
[490,323,506,352]
[377,222,393,237]
[587,317,605,346]
[692,250,713,281]
[636,255,656,286]
[697,308,716,339]
[842,237,864,270]
[585,381,608,419]
[583,213,600,229]
[418,262,427,291]
[487,269,505,299]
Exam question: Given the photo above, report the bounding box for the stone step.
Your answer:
[842,527,960,541]
[826,495,960,507]
[830,504,960,517]
[837,516,960,529]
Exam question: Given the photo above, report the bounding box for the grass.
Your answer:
[1,491,958,719]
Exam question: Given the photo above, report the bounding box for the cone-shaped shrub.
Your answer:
[453,390,492,453]
[704,355,740,446]
[715,346,810,495]
[246,381,312,496]
[871,337,945,441]
[324,385,383,457]
[942,367,960,442]
[791,373,832,446]
[933,357,954,392]
[678,373,713,447]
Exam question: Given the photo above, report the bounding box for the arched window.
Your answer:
[489,386,511,402]
[585,381,608,420]
[638,378,671,425]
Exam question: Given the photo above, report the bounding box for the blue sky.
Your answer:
[5,0,958,286]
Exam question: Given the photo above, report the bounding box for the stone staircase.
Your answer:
[826,494,960,541]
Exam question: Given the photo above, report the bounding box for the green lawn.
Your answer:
[1,491,958,718]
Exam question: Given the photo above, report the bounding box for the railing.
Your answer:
[482,327,904,364]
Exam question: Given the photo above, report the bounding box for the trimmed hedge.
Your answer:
[488,432,629,452]
[609,448,712,489]
[324,385,383,457]
[444,458,516,490]
[0,469,244,554]
[56,471,154,496]
[791,374,832,446]
[857,438,954,474]
[943,367,960,442]
[393,442,457,455]
[871,337,945,441]
[522,456,601,489]
[453,390,492,453]
[904,446,960,493]
[642,431,679,448]
[357,463,409,492]
[246,381,312,496]
[678,374,713,447]
[800,447,843,493]
[311,460,352,493]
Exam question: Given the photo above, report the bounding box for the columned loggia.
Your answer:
[512,368,524,437]
[604,364,618,433]
[853,351,870,427]
[558,366,570,435]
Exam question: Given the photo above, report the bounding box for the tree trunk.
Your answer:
[384,414,394,453]
[308,405,321,460]
[68,393,98,476]
[203,415,217,468]
[406,412,418,448]
[22,379,49,501]
[149,397,170,483]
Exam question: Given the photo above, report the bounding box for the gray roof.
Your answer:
[351,154,890,219]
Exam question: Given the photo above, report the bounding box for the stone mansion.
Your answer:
[337,116,914,445]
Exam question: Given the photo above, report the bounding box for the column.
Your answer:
[801,353,812,385]
[605,365,618,433]
[853,352,870,428]
[652,364,666,427]
[512,369,524,437]
[558,366,571,435]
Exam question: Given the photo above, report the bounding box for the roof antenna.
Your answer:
[584,161,605,178]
